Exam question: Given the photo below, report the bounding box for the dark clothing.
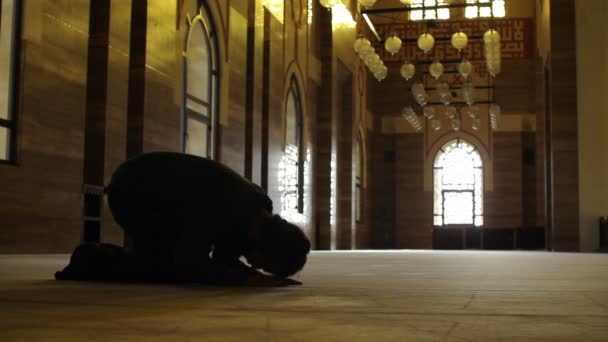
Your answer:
[57,152,273,285]
[55,243,171,283]
[106,152,272,263]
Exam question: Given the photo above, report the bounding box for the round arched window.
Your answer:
[433,139,483,226]
[182,5,219,159]
[279,76,304,221]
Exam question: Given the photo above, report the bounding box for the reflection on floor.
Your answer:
[1,251,607,341]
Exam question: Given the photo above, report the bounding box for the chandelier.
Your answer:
[403,83,501,132]
[353,0,504,132]
[317,0,505,132]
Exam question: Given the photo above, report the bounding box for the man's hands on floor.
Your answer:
[243,272,302,287]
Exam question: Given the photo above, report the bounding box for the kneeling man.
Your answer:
[56,152,310,286]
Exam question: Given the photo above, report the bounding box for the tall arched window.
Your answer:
[434,139,483,226]
[279,76,304,221]
[355,132,364,222]
[0,0,21,162]
[182,5,219,159]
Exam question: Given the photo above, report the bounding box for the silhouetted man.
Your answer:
[56,152,310,286]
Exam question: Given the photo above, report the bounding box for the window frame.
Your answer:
[464,0,505,19]
[433,138,484,227]
[283,75,305,215]
[409,0,451,21]
[441,189,475,225]
[182,3,219,160]
[0,0,23,164]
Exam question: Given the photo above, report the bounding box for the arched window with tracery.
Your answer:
[182,4,219,159]
[279,76,304,221]
[433,139,483,226]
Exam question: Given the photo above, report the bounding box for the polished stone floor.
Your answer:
[1,251,607,341]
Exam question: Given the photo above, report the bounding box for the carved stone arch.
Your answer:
[283,61,307,110]
[424,131,494,192]
[280,68,307,219]
[283,61,307,152]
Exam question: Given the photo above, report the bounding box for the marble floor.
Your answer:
[1,251,608,341]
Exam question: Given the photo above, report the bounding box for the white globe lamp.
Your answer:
[400,62,415,80]
[451,31,468,51]
[384,34,402,55]
[429,61,444,79]
[417,33,435,52]
[458,60,474,78]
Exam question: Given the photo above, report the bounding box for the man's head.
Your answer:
[246,215,310,277]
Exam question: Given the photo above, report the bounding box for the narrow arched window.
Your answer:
[433,139,483,226]
[280,76,304,221]
[355,133,363,222]
[182,5,219,159]
[0,0,21,162]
